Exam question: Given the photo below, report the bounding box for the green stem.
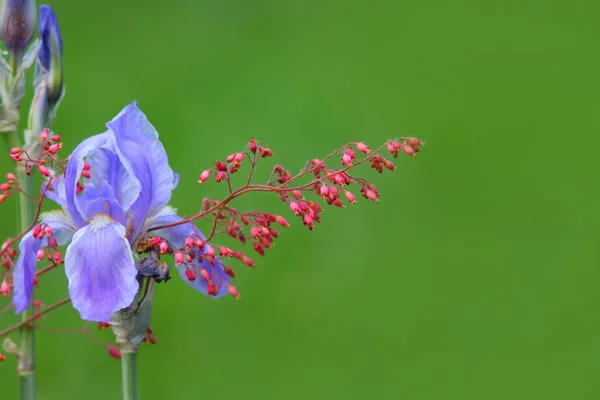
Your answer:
[120,347,138,400]
[2,130,36,400]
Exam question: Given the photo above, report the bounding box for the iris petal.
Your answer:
[64,132,112,228]
[147,206,230,297]
[64,215,138,321]
[107,102,176,242]
[13,211,76,313]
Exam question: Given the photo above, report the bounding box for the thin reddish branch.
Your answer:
[0,297,71,339]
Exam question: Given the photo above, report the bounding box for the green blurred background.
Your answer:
[2,0,600,398]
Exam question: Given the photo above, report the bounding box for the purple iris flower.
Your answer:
[13,102,229,321]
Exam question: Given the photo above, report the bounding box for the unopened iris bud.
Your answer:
[38,5,63,102]
[0,0,36,53]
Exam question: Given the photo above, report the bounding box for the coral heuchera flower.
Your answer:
[12,102,229,321]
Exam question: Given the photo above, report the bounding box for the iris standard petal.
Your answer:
[64,132,112,228]
[42,174,68,213]
[147,206,230,297]
[13,210,76,313]
[107,102,176,241]
[84,144,141,213]
[64,214,138,321]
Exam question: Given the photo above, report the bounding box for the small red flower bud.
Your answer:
[236,252,255,268]
[227,284,241,299]
[47,144,62,154]
[151,236,161,246]
[159,241,169,254]
[10,147,22,155]
[407,137,421,146]
[249,137,257,153]
[0,353,6,362]
[344,190,356,204]
[341,153,353,167]
[226,153,235,163]
[403,145,415,157]
[289,202,301,215]
[253,242,265,256]
[185,268,197,282]
[291,190,303,200]
[224,266,236,279]
[259,147,273,158]
[332,199,344,208]
[273,215,290,227]
[383,159,396,171]
[215,161,227,171]
[48,237,57,247]
[36,249,45,262]
[81,170,91,179]
[174,251,184,265]
[250,226,261,239]
[0,194,8,203]
[234,152,245,163]
[38,165,50,177]
[345,148,356,159]
[200,268,210,281]
[215,171,226,182]
[39,128,49,142]
[50,134,61,142]
[0,279,9,296]
[207,280,217,296]
[320,185,329,198]
[365,189,379,202]
[107,347,121,360]
[219,246,234,257]
[44,225,53,236]
[356,142,370,153]
[195,239,205,251]
[206,245,215,259]
[6,172,16,181]
[53,251,62,264]
[303,214,313,226]
[34,299,42,308]
[198,169,211,184]
[0,183,9,191]
[97,322,110,329]
[185,237,194,248]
